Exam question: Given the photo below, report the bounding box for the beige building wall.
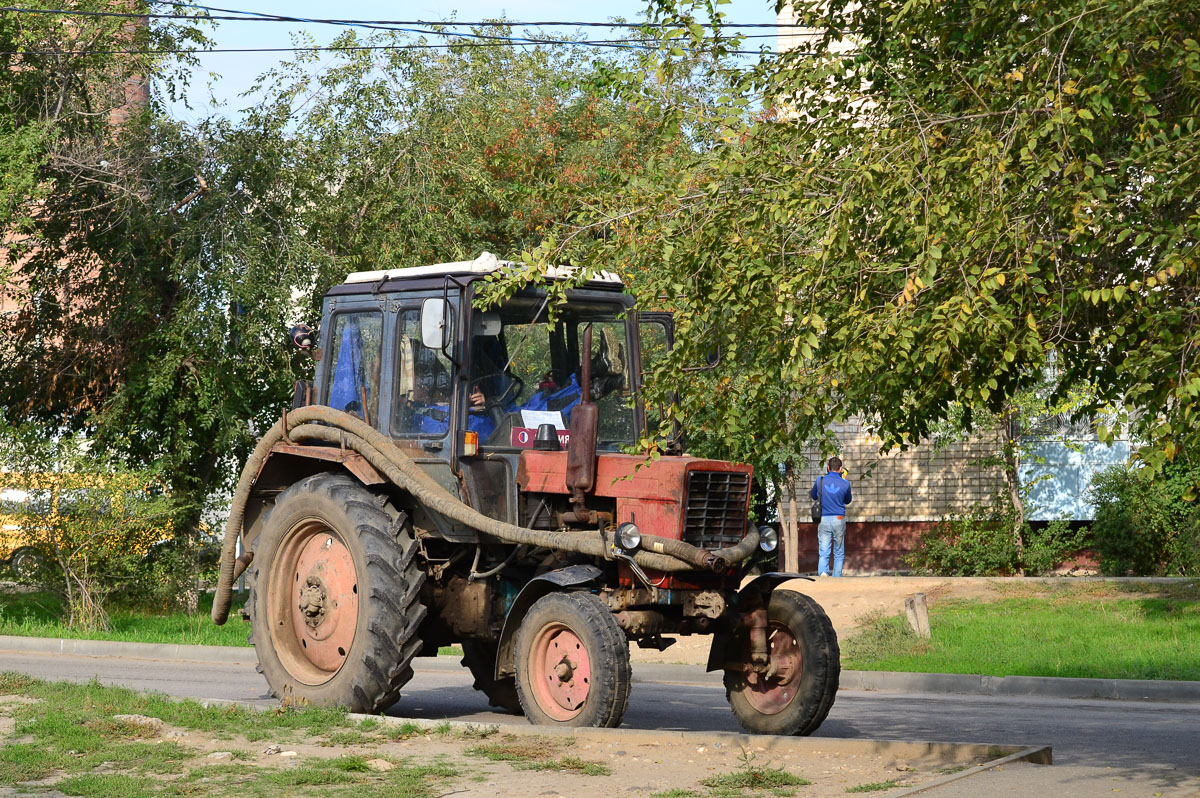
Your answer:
[783,419,1007,525]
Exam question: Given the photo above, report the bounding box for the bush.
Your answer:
[114,537,221,613]
[1023,520,1091,576]
[904,500,1021,576]
[905,499,1090,577]
[0,422,180,630]
[1090,463,1200,576]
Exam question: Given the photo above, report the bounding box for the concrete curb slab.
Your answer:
[839,669,1200,703]
[3,634,1199,704]
[0,634,259,665]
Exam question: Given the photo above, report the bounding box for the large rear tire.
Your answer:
[724,589,839,736]
[461,639,523,714]
[514,592,630,728]
[248,473,426,712]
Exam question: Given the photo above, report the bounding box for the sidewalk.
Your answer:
[3,634,1198,704]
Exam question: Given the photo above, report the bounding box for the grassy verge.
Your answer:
[0,672,460,797]
[842,588,1200,681]
[0,591,251,647]
[0,591,464,655]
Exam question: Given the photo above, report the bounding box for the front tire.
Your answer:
[248,473,426,712]
[724,589,840,736]
[514,592,630,728]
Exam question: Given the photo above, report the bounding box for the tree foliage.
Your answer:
[1091,462,1200,575]
[1,21,680,534]
[540,0,1200,493]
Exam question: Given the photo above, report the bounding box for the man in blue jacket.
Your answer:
[811,457,852,577]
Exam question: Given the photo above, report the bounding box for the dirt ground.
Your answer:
[0,692,992,798]
[630,576,1120,666]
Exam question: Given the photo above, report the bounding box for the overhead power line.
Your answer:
[0,1,829,58]
[0,18,791,56]
[1,2,817,29]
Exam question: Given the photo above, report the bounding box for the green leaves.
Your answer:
[564,0,1200,484]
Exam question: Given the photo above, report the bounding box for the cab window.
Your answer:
[393,309,454,436]
[325,312,383,425]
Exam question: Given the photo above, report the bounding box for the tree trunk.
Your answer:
[1003,411,1025,575]
[779,460,801,573]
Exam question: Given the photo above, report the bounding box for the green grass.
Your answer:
[0,590,252,646]
[846,778,908,792]
[699,751,811,796]
[0,671,358,747]
[0,673,460,797]
[0,590,464,656]
[842,593,1200,681]
[464,734,610,775]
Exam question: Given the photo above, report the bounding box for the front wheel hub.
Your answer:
[529,624,592,722]
[740,624,802,715]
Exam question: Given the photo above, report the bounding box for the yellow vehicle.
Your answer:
[0,472,171,577]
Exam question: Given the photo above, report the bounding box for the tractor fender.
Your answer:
[705,572,814,672]
[494,564,604,680]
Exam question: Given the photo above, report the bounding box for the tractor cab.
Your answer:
[306,252,674,533]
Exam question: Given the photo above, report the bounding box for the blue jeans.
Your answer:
[817,517,847,576]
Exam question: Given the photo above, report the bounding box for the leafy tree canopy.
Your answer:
[1,21,685,524]
[531,0,1200,492]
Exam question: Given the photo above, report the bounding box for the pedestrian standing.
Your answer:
[811,457,852,577]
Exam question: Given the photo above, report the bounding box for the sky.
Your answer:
[168,0,781,120]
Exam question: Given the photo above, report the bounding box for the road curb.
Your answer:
[3,634,1199,704]
[0,634,259,665]
[838,670,1200,703]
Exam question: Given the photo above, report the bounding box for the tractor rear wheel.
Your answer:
[724,589,839,736]
[248,473,426,712]
[514,592,630,728]
[461,639,523,714]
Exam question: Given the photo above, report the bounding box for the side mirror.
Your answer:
[288,324,314,350]
[420,297,453,350]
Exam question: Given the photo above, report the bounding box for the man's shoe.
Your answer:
[818,573,829,578]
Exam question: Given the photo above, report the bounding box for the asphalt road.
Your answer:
[2,648,1198,780]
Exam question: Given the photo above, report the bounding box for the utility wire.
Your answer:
[0,41,791,57]
[0,1,821,57]
[0,7,777,41]
[1,3,818,29]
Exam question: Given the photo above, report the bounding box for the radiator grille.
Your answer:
[683,470,751,549]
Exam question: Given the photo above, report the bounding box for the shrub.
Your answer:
[0,422,180,630]
[904,500,1021,576]
[1023,520,1091,576]
[1090,463,1200,576]
[905,497,1090,576]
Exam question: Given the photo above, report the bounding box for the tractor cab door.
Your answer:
[319,300,386,430]
[637,311,680,449]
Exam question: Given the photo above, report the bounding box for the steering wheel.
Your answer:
[467,372,526,429]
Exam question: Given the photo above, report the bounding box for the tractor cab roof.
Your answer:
[342,251,623,288]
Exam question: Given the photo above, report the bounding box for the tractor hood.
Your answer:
[517,451,753,545]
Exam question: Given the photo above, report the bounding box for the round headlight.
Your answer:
[615,522,642,551]
[757,525,779,553]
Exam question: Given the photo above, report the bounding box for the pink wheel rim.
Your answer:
[268,519,359,685]
[740,623,802,715]
[528,622,592,721]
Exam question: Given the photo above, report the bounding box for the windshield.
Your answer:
[467,297,637,451]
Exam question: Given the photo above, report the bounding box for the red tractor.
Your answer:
[211,253,839,735]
